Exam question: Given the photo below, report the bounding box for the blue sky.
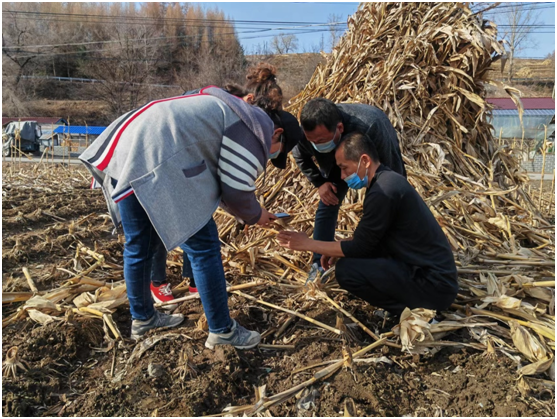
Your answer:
[202,2,359,54]
[199,1,555,58]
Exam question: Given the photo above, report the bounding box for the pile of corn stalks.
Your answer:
[287,2,551,253]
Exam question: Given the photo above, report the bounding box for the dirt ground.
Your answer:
[2,163,554,417]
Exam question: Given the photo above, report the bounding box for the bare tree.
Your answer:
[1,1,246,115]
[270,33,298,55]
[499,4,542,81]
[302,43,321,54]
[1,11,39,86]
[547,50,555,65]
[251,41,273,57]
[327,14,344,50]
[177,46,245,93]
[80,26,161,117]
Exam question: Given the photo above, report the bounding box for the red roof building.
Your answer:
[487,97,555,110]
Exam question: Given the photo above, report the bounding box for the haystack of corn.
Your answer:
[215,2,554,276]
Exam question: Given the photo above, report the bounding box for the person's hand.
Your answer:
[320,254,339,270]
[318,182,339,206]
[256,207,278,226]
[277,230,310,251]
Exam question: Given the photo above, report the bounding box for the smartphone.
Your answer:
[274,212,291,219]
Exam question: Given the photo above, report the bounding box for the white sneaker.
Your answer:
[205,319,260,350]
[305,263,324,285]
[131,310,184,340]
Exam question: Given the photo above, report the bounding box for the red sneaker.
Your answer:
[150,283,178,310]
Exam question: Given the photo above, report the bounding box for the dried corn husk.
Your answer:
[391,308,436,353]
[509,321,548,363]
[518,357,554,377]
[27,309,60,326]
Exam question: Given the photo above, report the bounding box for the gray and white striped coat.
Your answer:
[79,86,274,251]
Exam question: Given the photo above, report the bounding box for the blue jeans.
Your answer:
[118,194,232,333]
[180,218,232,333]
[312,181,348,265]
[118,193,165,321]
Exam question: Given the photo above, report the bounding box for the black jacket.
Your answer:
[341,165,457,293]
[270,110,303,169]
[292,104,406,188]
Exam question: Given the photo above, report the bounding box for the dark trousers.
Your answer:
[313,181,349,265]
[181,248,196,288]
[335,257,457,316]
[151,245,196,288]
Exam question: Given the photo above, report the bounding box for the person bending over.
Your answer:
[81,87,281,348]
[151,63,303,307]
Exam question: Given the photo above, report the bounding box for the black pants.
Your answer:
[335,257,457,316]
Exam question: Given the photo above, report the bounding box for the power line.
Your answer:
[4,22,553,58]
[3,14,348,29]
[3,5,552,58]
[481,4,555,14]
[475,2,555,10]
[2,20,347,51]
[5,28,336,60]
[7,2,553,21]
[4,2,553,26]
[3,9,343,26]
[3,13,552,53]
[497,24,554,28]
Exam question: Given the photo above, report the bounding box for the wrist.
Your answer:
[304,237,316,252]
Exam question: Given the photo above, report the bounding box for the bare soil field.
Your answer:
[2,162,554,417]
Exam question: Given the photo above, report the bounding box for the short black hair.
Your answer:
[340,131,380,163]
[300,98,341,132]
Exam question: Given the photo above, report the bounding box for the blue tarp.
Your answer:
[53,126,106,135]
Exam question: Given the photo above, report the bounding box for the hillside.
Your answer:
[486,58,555,81]
[2,55,553,126]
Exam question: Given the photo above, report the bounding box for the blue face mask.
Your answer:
[345,158,369,190]
[269,134,283,159]
[269,149,280,159]
[311,127,338,153]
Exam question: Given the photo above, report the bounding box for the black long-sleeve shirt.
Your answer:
[341,165,457,291]
[293,103,406,188]
[271,110,304,169]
